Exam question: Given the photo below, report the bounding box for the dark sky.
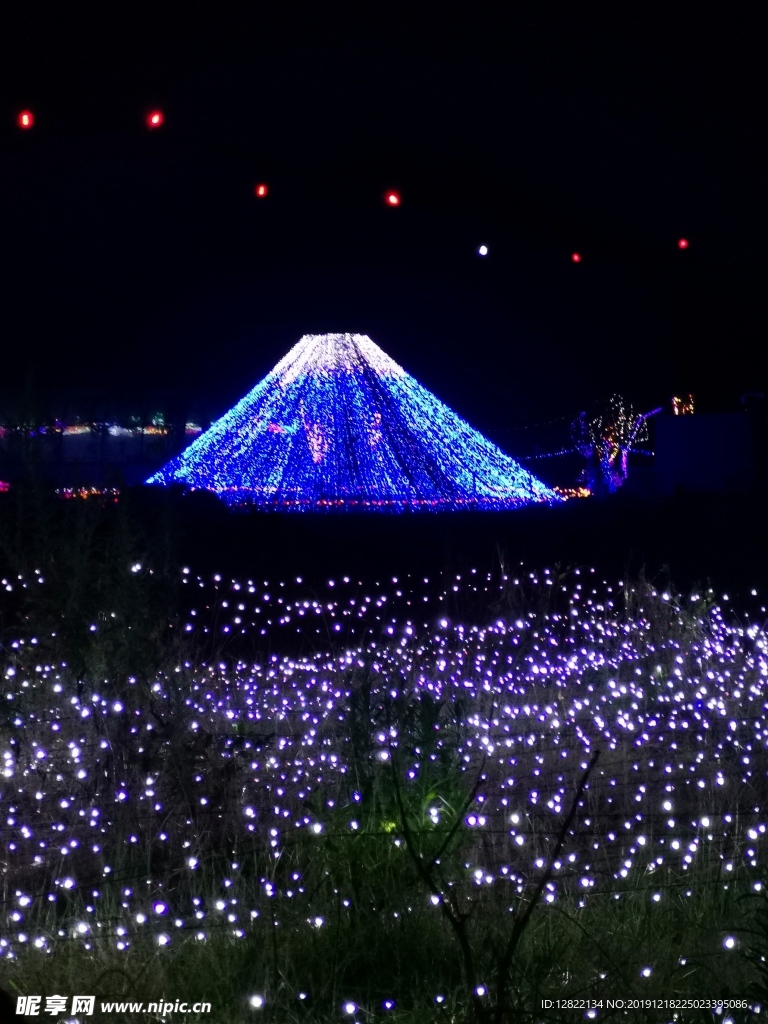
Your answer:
[1,4,764,435]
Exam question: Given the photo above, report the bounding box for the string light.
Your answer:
[1,564,765,1011]
[572,395,658,493]
[17,110,34,129]
[553,485,591,500]
[477,245,488,256]
[146,110,164,129]
[385,191,400,206]
[2,567,764,977]
[254,183,268,198]
[672,395,694,416]
[677,238,689,250]
[146,333,560,510]
[571,252,582,263]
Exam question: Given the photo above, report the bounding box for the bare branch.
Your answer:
[493,749,601,1022]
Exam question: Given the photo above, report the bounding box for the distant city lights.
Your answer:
[17,110,34,129]
[55,487,120,503]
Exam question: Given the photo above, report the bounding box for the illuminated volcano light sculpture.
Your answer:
[146,334,560,510]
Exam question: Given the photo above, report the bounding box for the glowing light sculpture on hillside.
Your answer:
[146,333,560,510]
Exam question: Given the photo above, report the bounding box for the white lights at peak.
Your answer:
[275,333,407,387]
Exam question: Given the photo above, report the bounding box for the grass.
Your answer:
[0,493,767,1021]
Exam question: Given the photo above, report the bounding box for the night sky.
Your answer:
[1,5,764,439]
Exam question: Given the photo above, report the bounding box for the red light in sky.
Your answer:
[571,252,582,263]
[254,183,268,198]
[678,238,689,249]
[17,110,34,129]
[385,191,400,206]
[146,110,164,129]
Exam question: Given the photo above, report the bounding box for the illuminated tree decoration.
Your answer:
[17,110,34,129]
[572,394,658,495]
[146,333,561,511]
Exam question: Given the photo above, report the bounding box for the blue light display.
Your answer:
[146,334,561,510]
